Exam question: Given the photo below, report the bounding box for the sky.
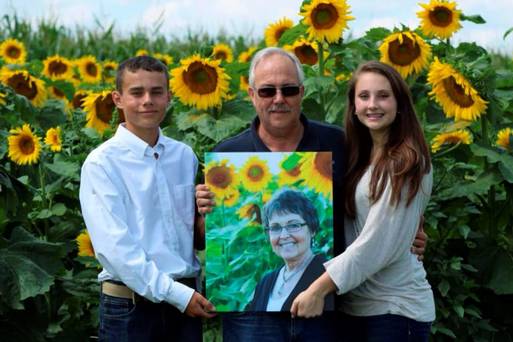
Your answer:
[2,0,512,55]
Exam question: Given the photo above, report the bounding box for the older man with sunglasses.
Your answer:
[195,47,426,341]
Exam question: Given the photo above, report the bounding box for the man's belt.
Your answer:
[102,278,197,301]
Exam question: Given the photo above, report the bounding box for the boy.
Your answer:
[80,56,214,341]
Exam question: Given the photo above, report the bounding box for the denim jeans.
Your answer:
[222,312,338,342]
[341,313,432,342]
[99,292,202,342]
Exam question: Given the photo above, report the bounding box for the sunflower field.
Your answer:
[0,0,512,340]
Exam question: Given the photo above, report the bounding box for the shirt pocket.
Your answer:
[172,183,195,228]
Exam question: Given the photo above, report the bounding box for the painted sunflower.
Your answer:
[237,203,262,225]
[1,70,47,107]
[42,55,73,80]
[0,38,27,64]
[300,0,354,43]
[238,46,257,63]
[379,31,432,78]
[278,163,303,187]
[7,123,42,165]
[205,159,238,200]
[286,38,319,65]
[264,17,294,46]
[300,152,333,199]
[431,129,472,152]
[211,43,234,63]
[427,58,488,121]
[102,60,118,83]
[76,56,102,84]
[417,0,462,39]
[496,128,513,150]
[76,230,95,257]
[153,53,174,66]
[170,55,230,110]
[240,156,272,192]
[83,90,121,133]
[223,188,240,207]
[44,127,62,152]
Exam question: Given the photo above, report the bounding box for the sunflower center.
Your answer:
[311,4,339,29]
[429,6,453,27]
[287,165,301,177]
[7,74,38,100]
[183,61,218,95]
[247,165,264,182]
[52,87,65,98]
[49,60,68,75]
[445,136,463,144]
[214,51,227,61]
[295,45,318,65]
[442,76,475,108]
[314,152,332,180]
[19,135,35,155]
[206,166,233,189]
[86,62,98,76]
[388,36,421,66]
[72,93,87,109]
[7,46,21,59]
[95,95,115,124]
[274,28,288,42]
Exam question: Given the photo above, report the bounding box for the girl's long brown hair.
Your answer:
[344,61,431,218]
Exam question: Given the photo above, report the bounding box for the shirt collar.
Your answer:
[250,113,318,151]
[114,124,165,159]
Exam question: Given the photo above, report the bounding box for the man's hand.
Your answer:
[195,184,215,215]
[290,288,325,318]
[184,292,216,318]
[411,216,427,261]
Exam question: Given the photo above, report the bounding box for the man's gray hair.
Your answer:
[248,47,305,88]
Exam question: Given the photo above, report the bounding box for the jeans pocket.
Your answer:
[100,294,136,319]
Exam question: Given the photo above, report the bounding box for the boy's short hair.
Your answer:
[116,55,169,92]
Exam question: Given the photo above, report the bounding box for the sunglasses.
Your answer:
[256,85,301,98]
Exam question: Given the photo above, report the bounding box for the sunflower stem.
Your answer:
[38,162,50,238]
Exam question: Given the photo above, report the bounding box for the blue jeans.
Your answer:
[341,313,432,342]
[99,293,202,341]
[222,312,338,342]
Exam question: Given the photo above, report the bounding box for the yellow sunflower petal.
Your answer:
[427,58,488,121]
[76,231,95,257]
[1,69,47,107]
[170,54,230,110]
[42,55,73,80]
[0,38,27,65]
[264,17,294,46]
[431,129,472,152]
[76,55,102,84]
[300,0,354,43]
[417,0,462,39]
[153,53,174,67]
[285,38,319,65]
[102,60,118,83]
[240,156,272,192]
[238,46,257,63]
[496,128,513,150]
[379,31,432,78]
[7,123,42,165]
[211,43,234,63]
[44,127,62,152]
[83,90,122,133]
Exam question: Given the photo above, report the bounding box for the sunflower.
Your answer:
[417,0,462,39]
[240,75,249,92]
[43,127,62,152]
[237,203,262,225]
[0,38,27,64]
[102,60,118,83]
[300,0,354,43]
[286,38,319,65]
[7,124,42,165]
[427,58,488,121]
[264,17,294,46]
[76,56,102,84]
[83,90,121,133]
[240,156,272,192]
[300,152,333,198]
[170,54,230,110]
[136,49,149,56]
[278,162,303,187]
[238,46,257,63]
[223,188,240,207]
[72,89,89,110]
[379,31,432,78]
[76,231,95,257]
[0,91,6,106]
[431,129,472,152]
[42,55,73,80]
[211,43,234,63]
[205,159,238,200]
[153,53,173,66]
[1,70,47,107]
[335,72,352,82]
[496,128,513,150]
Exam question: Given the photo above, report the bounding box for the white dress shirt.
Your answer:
[325,167,435,322]
[79,124,200,312]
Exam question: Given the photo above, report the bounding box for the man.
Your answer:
[80,56,214,341]
[196,47,427,341]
